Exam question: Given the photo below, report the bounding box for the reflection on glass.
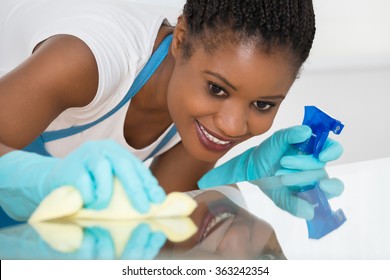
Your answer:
[0,188,286,260]
[250,169,346,239]
[296,184,346,239]
[0,218,196,260]
[158,190,286,260]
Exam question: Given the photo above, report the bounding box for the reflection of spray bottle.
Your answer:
[293,106,346,239]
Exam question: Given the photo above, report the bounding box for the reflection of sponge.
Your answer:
[31,218,197,258]
[31,222,84,253]
[29,178,197,222]
[28,178,198,258]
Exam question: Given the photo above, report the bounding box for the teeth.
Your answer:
[200,125,231,145]
[202,212,235,239]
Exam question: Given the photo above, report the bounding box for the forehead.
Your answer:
[186,40,297,96]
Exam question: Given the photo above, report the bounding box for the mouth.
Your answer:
[198,203,237,242]
[195,121,235,152]
[200,211,235,241]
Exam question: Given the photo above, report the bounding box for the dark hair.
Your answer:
[182,0,316,69]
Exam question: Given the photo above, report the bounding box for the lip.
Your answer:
[195,121,236,152]
[198,204,236,242]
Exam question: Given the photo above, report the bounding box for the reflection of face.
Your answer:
[204,209,283,260]
[167,39,295,162]
[161,191,286,260]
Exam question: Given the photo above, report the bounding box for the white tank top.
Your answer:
[0,0,181,160]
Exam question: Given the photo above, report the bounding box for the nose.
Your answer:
[214,101,248,138]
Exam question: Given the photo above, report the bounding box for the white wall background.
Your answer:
[134,0,390,166]
[218,0,390,166]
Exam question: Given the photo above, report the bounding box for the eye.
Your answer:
[208,83,227,97]
[252,101,275,111]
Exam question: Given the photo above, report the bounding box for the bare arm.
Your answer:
[0,35,98,154]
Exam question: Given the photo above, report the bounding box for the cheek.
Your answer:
[167,70,214,120]
[217,226,251,257]
[248,110,280,137]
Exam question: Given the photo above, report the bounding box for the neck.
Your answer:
[122,25,176,149]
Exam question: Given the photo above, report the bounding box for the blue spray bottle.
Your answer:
[292,106,346,239]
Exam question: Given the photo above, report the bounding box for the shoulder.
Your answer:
[0,34,99,148]
[33,35,99,108]
[1,0,166,72]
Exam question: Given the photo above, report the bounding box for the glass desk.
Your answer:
[0,187,285,260]
[1,157,389,260]
[239,157,390,259]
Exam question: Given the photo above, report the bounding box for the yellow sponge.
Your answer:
[28,178,198,256]
[29,178,197,222]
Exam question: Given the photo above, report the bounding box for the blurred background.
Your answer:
[135,0,390,166]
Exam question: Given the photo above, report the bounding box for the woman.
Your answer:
[0,0,341,225]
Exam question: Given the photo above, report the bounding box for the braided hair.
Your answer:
[182,0,315,70]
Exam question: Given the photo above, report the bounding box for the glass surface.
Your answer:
[239,157,390,260]
[0,187,285,260]
[1,157,389,260]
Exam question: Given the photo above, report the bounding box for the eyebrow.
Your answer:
[203,70,237,91]
[260,95,286,100]
[203,70,287,101]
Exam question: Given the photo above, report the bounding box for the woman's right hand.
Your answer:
[0,140,166,221]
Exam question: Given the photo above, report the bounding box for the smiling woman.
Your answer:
[0,0,342,228]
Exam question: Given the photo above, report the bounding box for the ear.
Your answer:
[171,15,187,58]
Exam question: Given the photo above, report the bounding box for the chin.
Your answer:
[190,145,229,163]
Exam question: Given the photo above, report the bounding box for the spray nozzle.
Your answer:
[293,106,344,158]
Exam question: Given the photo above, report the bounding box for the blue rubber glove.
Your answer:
[253,169,344,219]
[198,125,343,188]
[0,140,166,221]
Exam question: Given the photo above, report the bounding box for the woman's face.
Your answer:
[167,37,296,162]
